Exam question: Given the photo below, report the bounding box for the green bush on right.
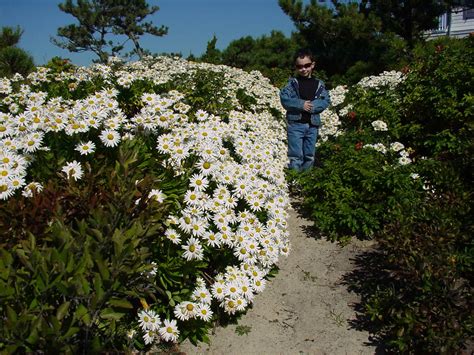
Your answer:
[292,36,473,352]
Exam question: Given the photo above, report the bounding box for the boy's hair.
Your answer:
[294,48,315,63]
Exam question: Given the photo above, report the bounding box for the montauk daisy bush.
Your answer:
[0,56,289,352]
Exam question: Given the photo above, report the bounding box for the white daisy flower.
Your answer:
[0,183,15,200]
[165,228,182,245]
[173,301,198,321]
[195,303,213,321]
[138,309,161,331]
[211,282,226,301]
[371,120,388,131]
[181,237,204,261]
[142,329,156,345]
[192,287,212,305]
[148,189,166,203]
[159,319,180,342]
[61,160,84,181]
[75,141,96,155]
[195,109,209,121]
[99,129,121,147]
[22,182,43,198]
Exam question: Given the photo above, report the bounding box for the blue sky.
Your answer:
[0,0,300,67]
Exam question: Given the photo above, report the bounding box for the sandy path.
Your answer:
[179,200,377,355]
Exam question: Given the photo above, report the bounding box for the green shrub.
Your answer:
[294,37,473,352]
[361,160,473,352]
[401,36,474,187]
[0,139,194,352]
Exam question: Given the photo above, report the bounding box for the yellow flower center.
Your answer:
[189,245,196,252]
[107,134,114,140]
[186,303,194,311]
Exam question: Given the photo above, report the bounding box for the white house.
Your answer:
[425,7,474,39]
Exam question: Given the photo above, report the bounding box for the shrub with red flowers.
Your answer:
[293,36,473,352]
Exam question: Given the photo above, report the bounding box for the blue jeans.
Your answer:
[287,122,318,171]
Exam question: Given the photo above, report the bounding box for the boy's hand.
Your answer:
[303,101,313,112]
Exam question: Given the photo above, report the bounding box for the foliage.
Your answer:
[198,35,222,65]
[295,70,408,240]
[53,0,168,63]
[363,161,473,352]
[0,26,35,78]
[278,0,407,84]
[359,0,449,45]
[0,26,23,49]
[401,36,474,186]
[292,37,473,352]
[0,47,35,78]
[0,140,189,352]
[196,31,298,87]
[0,56,289,351]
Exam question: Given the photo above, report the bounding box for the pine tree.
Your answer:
[52,0,168,63]
[359,0,449,46]
[278,0,388,80]
[0,26,35,78]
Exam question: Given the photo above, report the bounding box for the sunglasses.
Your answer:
[296,62,313,69]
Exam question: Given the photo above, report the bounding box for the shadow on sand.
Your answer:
[290,194,389,353]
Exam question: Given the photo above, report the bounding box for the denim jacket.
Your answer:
[279,77,331,126]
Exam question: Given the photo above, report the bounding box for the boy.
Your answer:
[280,49,330,171]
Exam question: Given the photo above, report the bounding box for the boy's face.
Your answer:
[295,56,315,78]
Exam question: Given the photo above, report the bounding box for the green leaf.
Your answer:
[56,301,70,320]
[95,258,110,281]
[108,298,133,309]
[6,305,17,323]
[100,308,125,321]
[74,304,91,326]
[63,326,80,339]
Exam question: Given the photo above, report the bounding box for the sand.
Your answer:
[179,199,378,355]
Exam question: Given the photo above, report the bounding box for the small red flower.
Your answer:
[355,142,363,151]
[401,65,410,74]
[347,111,356,121]
[435,45,444,53]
